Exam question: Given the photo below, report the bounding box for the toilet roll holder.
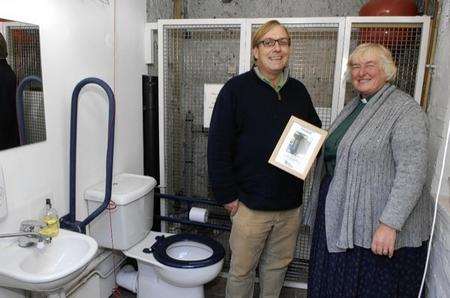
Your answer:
[155,193,231,231]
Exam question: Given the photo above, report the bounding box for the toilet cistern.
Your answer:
[85,173,225,298]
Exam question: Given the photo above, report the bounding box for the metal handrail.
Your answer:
[60,77,115,233]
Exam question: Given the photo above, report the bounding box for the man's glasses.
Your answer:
[257,38,291,48]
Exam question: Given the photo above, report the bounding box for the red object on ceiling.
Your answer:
[359,0,418,16]
[358,0,418,45]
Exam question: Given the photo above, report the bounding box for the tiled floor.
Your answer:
[111,277,307,298]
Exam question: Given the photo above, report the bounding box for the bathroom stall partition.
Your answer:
[152,16,430,288]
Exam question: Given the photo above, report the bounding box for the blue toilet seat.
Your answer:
[149,234,225,269]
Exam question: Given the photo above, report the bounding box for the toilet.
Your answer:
[84,173,225,298]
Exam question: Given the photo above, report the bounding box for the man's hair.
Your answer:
[0,32,7,59]
[251,20,290,49]
[348,43,397,82]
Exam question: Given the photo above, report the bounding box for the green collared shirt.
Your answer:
[323,93,375,175]
[254,66,289,93]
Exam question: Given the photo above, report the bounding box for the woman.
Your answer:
[305,43,429,297]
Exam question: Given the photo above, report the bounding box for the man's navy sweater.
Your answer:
[207,69,321,211]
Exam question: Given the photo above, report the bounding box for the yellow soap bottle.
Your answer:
[40,198,59,238]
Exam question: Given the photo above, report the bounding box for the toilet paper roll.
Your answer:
[189,207,209,223]
[116,264,138,293]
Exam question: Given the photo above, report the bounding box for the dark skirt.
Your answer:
[307,176,428,298]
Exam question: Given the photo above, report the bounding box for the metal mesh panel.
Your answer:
[6,26,42,87]
[285,25,338,131]
[23,90,46,144]
[5,26,45,145]
[163,24,240,197]
[162,24,241,269]
[345,23,423,103]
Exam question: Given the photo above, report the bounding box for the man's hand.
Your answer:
[371,222,397,258]
[224,200,239,216]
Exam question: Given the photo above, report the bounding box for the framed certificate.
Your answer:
[269,116,327,180]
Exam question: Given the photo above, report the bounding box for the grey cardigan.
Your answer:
[304,84,430,252]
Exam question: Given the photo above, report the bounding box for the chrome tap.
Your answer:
[0,220,51,247]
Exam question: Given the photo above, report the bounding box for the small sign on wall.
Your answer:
[203,84,224,128]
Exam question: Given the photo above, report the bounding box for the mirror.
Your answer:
[0,18,46,150]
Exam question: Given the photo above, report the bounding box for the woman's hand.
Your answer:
[224,199,239,216]
[371,223,397,258]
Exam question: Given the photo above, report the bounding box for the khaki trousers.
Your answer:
[226,203,301,298]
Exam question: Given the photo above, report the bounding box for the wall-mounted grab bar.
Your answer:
[156,193,223,207]
[60,77,115,233]
[156,193,231,231]
[16,75,42,145]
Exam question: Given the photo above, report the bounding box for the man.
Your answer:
[207,20,321,297]
[0,32,20,150]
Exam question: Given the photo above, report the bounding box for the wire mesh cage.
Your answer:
[162,23,241,270]
[158,18,429,285]
[161,21,341,282]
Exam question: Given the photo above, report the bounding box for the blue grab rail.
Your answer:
[155,193,231,231]
[60,77,115,233]
[16,75,42,145]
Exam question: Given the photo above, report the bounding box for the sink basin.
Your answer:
[0,229,98,293]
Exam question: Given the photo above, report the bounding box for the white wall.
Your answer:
[0,0,145,234]
[428,0,450,196]
[426,0,450,294]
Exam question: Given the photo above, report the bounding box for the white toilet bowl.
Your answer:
[85,174,225,298]
[124,231,224,298]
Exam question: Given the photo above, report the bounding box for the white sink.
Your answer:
[0,229,98,293]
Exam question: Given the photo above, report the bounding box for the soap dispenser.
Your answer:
[40,198,59,237]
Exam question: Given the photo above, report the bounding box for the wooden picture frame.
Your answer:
[268,116,327,180]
